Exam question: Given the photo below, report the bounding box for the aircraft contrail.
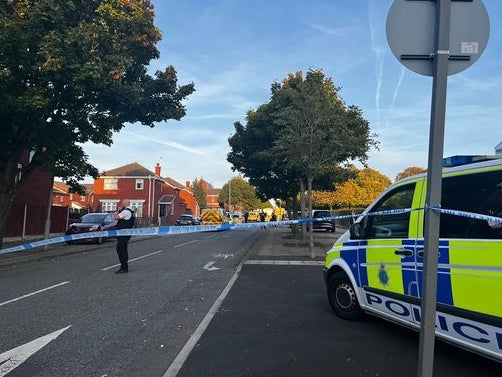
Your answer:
[368,0,384,126]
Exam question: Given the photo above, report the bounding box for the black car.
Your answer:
[312,210,336,232]
[65,212,117,244]
[175,214,201,226]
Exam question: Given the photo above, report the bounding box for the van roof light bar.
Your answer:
[442,155,502,168]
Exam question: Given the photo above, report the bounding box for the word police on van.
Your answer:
[324,155,502,361]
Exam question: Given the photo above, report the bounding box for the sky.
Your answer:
[83,0,502,188]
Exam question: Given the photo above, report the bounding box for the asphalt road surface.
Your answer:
[1,226,500,376]
[175,263,501,377]
[0,229,260,377]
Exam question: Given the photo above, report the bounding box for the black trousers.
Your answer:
[116,236,131,270]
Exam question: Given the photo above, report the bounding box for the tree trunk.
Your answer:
[299,179,307,240]
[0,190,15,250]
[0,153,30,250]
[307,175,315,258]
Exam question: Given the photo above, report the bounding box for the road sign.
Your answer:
[387,0,490,76]
[386,1,490,376]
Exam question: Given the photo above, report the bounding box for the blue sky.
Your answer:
[83,0,502,188]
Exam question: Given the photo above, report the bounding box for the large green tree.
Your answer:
[0,0,195,246]
[219,176,261,212]
[228,69,377,256]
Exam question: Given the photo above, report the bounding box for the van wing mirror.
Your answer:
[350,222,363,239]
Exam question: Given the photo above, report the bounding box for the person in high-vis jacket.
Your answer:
[113,199,135,274]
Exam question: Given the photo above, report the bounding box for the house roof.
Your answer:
[158,195,175,204]
[101,162,157,178]
[164,176,188,191]
[53,181,68,195]
[198,177,220,195]
[53,181,93,195]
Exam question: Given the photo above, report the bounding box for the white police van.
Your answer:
[324,155,502,361]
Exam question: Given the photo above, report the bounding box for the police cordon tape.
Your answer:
[0,207,500,256]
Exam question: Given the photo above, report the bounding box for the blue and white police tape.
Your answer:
[1,207,500,256]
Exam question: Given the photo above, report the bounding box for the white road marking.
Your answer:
[0,325,71,376]
[203,262,220,271]
[244,260,324,266]
[211,253,234,259]
[163,262,243,377]
[101,249,165,271]
[0,281,70,307]
[173,240,199,248]
[101,239,200,271]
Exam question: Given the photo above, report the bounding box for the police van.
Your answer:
[324,155,502,361]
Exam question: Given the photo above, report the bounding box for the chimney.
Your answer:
[186,181,191,189]
[154,162,161,176]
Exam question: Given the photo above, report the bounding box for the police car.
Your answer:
[324,155,502,361]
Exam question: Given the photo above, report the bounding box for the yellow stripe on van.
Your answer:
[410,179,425,238]
[449,240,502,317]
[325,247,341,268]
[366,240,405,294]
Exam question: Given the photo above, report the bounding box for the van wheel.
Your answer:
[327,273,364,320]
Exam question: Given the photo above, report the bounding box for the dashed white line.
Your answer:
[101,249,165,270]
[173,240,199,248]
[0,281,70,307]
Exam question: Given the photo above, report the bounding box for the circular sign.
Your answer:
[386,0,490,76]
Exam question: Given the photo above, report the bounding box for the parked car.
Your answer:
[312,210,336,232]
[65,212,117,244]
[175,214,201,226]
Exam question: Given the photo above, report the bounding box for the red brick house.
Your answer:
[52,181,95,212]
[93,162,198,226]
[199,178,222,209]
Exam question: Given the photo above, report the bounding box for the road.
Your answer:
[1,226,500,376]
[0,229,261,377]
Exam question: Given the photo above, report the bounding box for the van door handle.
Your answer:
[417,251,440,258]
[395,248,413,257]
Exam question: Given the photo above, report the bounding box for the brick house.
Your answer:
[52,181,95,213]
[92,162,197,226]
[199,178,222,209]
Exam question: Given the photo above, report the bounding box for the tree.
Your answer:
[191,178,207,210]
[227,107,299,201]
[333,167,391,208]
[271,70,378,256]
[395,166,427,182]
[0,0,195,247]
[219,176,261,212]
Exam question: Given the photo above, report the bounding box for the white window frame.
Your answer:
[135,179,144,190]
[130,200,144,217]
[104,178,118,190]
[100,200,119,212]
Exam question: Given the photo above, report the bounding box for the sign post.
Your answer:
[386,1,489,376]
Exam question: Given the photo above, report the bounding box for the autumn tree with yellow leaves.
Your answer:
[313,167,391,209]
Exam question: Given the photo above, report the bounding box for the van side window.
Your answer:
[440,171,502,239]
[365,184,415,239]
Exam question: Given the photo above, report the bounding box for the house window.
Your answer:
[130,201,144,217]
[104,178,118,190]
[135,179,144,190]
[80,195,86,202]
[101,201,118,212]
